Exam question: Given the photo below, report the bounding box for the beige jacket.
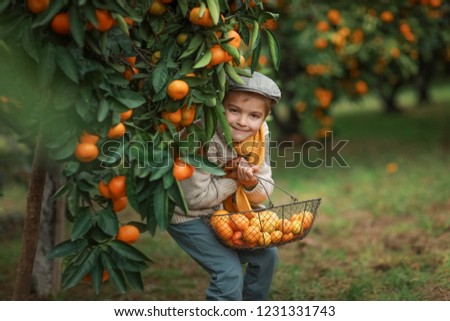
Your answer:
[171,122,274,224]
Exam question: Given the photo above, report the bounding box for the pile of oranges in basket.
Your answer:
[208,207,315,249]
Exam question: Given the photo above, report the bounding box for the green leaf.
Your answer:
[179,34,204,60]
[56,48,79,83]
[153,182,169,231]
[115,90,146,108]
[38,42,56,89]
[222,43,240,61]
[62,247,101,290]
[203,105,217,141]
[214,102,232,146]
[152,64,168,93]
[72,211,94,240]
[51,179,73,201]
[224,63,245,85]
[167,180,188,214]
[21,25,39,62]
[48,239,88,259]
[97,209,119,237]
[265,28,281,71]
[177,0,189,16]
[250,40,262,73]
[101,252,127,294]
[63,161,80,176]
[124,271,144,292]
[49,135,78,161]
[109,240,152,262]
[97,99,110,122]
[250,20,260,50]
[193,50,212,69]
[69,3,85,47]
[126,172,140,214]
[206,0,220,25]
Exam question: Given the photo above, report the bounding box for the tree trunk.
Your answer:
[12,129,47,300]
[381,82,402,113]
[31,167,65,298]
[416,55,434,105]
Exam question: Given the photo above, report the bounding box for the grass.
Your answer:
[0,83,449,300]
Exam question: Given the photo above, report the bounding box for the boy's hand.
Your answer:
[224,157,242,179]
[237,158,260,189]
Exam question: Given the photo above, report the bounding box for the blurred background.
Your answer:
[1,0,449,300]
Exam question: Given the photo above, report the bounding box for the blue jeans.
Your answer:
[167,218,278,301]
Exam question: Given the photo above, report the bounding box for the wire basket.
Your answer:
[203,176,321,250]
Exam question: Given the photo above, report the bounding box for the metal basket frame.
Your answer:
[203,175,321,250]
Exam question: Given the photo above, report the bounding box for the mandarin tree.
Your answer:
[0,0,280,297]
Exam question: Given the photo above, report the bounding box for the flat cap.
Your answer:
[228,71,281,104]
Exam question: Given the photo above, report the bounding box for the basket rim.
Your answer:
[205,197,322,217]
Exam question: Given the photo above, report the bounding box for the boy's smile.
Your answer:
[223,91,267,142]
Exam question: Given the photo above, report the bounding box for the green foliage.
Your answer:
[0,0,280,294]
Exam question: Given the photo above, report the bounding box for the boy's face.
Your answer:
[223,91,267,142]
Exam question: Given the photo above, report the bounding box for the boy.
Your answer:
[168,72,281,300]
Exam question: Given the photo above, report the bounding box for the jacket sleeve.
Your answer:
[180,169,237,210]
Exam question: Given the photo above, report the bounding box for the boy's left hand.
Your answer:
[237,158,260,189]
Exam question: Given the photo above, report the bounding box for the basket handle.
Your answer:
[254,174,298,207]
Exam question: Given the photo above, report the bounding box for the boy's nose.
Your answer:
[236,115,247,126]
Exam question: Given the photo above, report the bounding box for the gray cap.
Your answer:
[228,71,281,104]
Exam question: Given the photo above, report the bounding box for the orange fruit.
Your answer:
[108,122,126,139]
[27,0,49,14]
[291,221,303,235]
[125,56,136,66]
[123,67,139,81]
[390,47,401,59]
[123,17,135,26]
[116,225,140,243]
[258,232,272,246]
[316,20,330,32]
[386,162,399,174]
[229,214,249,232]
[355,80,368,95]
[231,231,245,246]
[179,105,196,126]
[151,51,161,64]
[98,180,112,199]
[161,109,182,125]
[167,80,189,101]
[75,143,99,162]
[108,175,126,198]
[210,209,230,227]
[120,109,133,121]
[112,196,128,212]
[271,230,283,243]
[243,225,261,244]
[277,219,293,234]
[148,0,166,15]
[176,33,188,45]
[281,232,294,242]
[301,211,314,230]
[314,38,328,49]
[173,158,194,181]
[208,45,226,67]
[80,131,99,144]
[327,9,341,25]
[214,220,234,240]
[226,30,241,49]
[380,11,394,23]
[94,9,115,32]
[51,13,71,35]
[189,7,214,27]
